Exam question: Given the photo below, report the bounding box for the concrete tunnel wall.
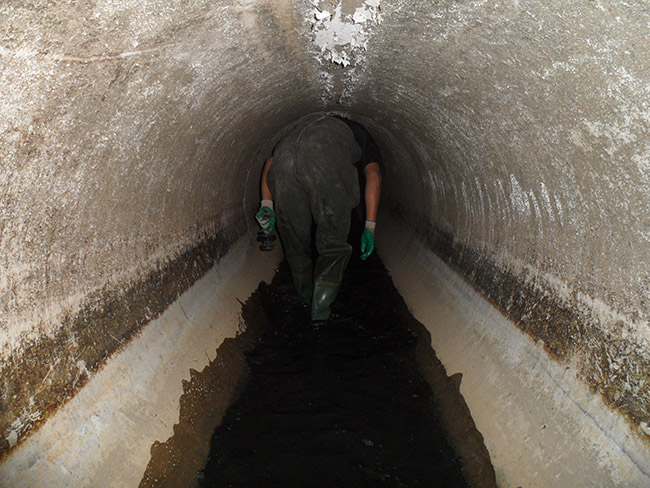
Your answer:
[1,0,649,486]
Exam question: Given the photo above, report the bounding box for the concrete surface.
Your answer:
[0,235,280,488]
[379,216,650,487]
[1,0,648,486]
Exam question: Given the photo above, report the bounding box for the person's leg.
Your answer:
[310,208,353,320]
[313,210,353,285]
[269,167,314,303]
[293,117,360,320]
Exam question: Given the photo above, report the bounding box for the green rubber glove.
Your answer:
[360,224,375,261]
[255,200,276,231]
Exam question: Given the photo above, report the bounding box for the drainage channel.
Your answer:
[140,233,496,487]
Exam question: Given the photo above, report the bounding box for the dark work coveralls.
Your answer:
[267,114,381,319]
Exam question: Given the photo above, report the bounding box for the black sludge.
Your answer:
[198,251,469,487]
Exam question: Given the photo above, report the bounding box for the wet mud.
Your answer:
[196,246,495,487]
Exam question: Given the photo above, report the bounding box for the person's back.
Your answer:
[256,114,382,320]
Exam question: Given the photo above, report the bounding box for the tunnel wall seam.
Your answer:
[0,221,246,461]
[386,208,650,446]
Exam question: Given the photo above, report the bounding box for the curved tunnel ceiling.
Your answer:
[1,0,649,464]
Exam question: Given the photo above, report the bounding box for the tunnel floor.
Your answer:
[195,248,472,487]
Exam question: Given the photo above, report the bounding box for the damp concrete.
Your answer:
[379,216,650,487]
[0,237,280,488]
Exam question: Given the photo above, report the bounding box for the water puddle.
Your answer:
[194,250,494,486]
[140,226,495,487]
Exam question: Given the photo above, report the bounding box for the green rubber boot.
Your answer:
[292,272,313,304]
[311,281,341,321]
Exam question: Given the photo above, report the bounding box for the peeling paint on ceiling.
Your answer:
[307,0,382,67]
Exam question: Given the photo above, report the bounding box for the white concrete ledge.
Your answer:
[378,217,650,488]
[0,236,280,488]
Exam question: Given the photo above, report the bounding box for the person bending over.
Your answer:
[255,113,383,321]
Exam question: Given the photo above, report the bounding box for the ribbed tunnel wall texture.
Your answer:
[1,0,649,485]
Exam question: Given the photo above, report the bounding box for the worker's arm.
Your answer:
[261,156,273,201]
[361,162,382,260]
[364,162,381,223]
[256,156,276,231]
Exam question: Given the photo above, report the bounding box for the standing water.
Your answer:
[195,238,494,486]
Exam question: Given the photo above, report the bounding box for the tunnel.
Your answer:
[1,0,649,486]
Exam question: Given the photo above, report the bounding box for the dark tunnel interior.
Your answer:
[1,1,649,486]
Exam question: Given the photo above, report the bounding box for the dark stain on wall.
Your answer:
[0,224,245,460]
[415,219,650,444]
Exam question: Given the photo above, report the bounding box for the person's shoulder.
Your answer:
[331,115,363,132]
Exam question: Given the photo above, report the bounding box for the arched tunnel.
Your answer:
[1,0,649,486]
